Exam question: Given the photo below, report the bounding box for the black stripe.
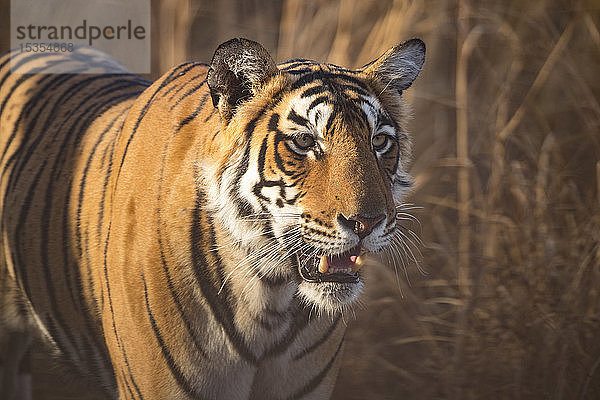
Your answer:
[290,70,367,92]
[204,107,217,122]
[118,357,144,400]
[242,88,286,141]
[262,305,311,359]
[97,123,123,241]
[12,159,47,300]
[269,113,296,178]
[378,114,395,129]
[279,60,315,71]
[120,369,136,400]
[128,366,144,400]
[267,113,280,133]
[327,64,355,73]
[169,78,208,111]
[176,92,210,132]
[232,196,255,220]
[339,83,370,97]
[286,335,345,400]
[65,185,82,306]
[166,73,204,101]
[190,187,258,364]
[158,235,209,359]
[307,96,328,112]
[273,133,293,177]
[287,109,309,128]
[352,108,370,132]
[100,128,113,167]
[284,68,313,76]
[252,135,287,204]
[206,205,261,360]
[230,144,255,219]
[0,51,13,75]
[232,142,251,183]
[293,315,341,361]
[141,272,207,400]
[102,219,144,398]
[161,81,181,99]
[324,110,336,136]
[300,85,328,98]
[43,314,80,366]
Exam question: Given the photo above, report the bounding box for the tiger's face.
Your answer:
[206,39,425,312]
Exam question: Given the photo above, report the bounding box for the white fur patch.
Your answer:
[297,280,364,314]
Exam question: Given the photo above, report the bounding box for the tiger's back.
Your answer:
[0,39,425,399]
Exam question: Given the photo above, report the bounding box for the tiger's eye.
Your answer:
[372,134,388,150]
[293,133,316,150]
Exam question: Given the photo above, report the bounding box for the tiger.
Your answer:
[0,37,425,399]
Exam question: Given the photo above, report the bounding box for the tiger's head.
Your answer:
[204,38,425,313]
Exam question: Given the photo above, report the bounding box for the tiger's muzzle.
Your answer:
[297,245,366,284]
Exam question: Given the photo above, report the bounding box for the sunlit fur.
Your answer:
[0,39,424,400]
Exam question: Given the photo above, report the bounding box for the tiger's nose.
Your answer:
[338,214,386,239]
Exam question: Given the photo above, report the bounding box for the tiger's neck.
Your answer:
[206,202,301,351]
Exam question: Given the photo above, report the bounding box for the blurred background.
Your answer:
[2,0,600,398]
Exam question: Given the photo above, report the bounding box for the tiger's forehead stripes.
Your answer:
[280,67,397,142]
[284,94,334,145]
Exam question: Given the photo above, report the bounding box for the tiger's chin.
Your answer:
[297,279,364,314]
[295,246,366,313]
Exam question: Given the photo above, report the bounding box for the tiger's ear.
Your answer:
[362,38,426,94]
[207,38,278,123]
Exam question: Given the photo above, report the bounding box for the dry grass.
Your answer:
[2,0,600,398]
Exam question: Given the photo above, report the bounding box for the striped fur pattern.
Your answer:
[0,39,425,399]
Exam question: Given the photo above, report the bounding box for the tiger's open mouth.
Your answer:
[297,246,365,284]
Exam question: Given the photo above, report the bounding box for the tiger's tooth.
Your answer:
[318,256,329,273]
[351,255,365,273]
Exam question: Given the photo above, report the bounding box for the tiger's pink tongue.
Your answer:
[317,251,363,274]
